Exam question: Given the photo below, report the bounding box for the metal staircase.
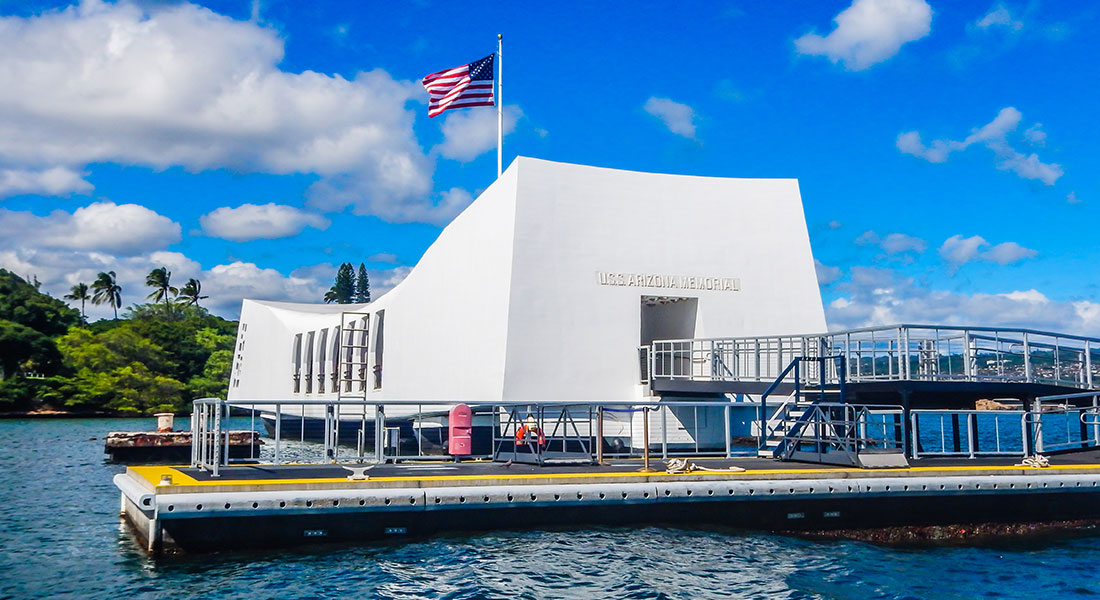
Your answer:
[756,356,908,468]
[757,389,842,458]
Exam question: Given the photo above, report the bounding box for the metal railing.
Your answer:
[910,409,1028,459]
[190,397,764,476]
[645,324,1100,389]
[778,402,906,465]
[1030,391,1100,454]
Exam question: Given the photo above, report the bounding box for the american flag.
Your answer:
[421,54,495,118]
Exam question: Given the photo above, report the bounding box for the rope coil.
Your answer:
[665,458,746,474]
[1015,455,1050,469]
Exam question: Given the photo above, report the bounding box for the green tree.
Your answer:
[188,348,233,399]
[64,282,91,322]
[91,271,123,319]
[355,263,371,303]
[178,278,208,306]
[57,326,176,374]
[0,320,62,379]
[145,267,178,305]
[0,269,78,335]
[326,262,356,304]
[51,363,186,414]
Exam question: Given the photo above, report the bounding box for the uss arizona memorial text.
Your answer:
[595,272,741,292]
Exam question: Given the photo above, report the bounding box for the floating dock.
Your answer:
[117,452,1100,554]
[105,430,262,464]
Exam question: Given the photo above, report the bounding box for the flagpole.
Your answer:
[496,33,503,178]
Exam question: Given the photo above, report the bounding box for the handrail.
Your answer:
[649,324,1099,390]
[654,323,1100,345]
[755,355,847,458]
[191,396,762,475]
[777,402,905,463]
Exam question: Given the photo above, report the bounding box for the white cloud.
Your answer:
[826,267,1100,335]
[309,183,472,226]
[0,201,180,255]
[200,203,330,242]
[433,106,521,162]
[881,232,926,254]
[366,252,397,263]
[1067,191,1081,204]
[828,220,843,229]
[815,259,842,285]
[794,0,932,70]
[982,241,1037,265]
[939,234,1036,266]
[0,243,411,319]
[995,151,1063,185]
[1023,123,1046,146]
[0,166,93,198]
[855,230,926,254]
[939,234,988,265]
[0,1,450,223]
[898,107,1063,185]
[975,3,1024,32]
[643,97,698,139]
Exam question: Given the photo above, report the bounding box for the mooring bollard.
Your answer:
[155,412,174,433]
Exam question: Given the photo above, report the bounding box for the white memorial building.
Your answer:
[227,157,826,449]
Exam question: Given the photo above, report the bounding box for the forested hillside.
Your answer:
[0,269,236,415]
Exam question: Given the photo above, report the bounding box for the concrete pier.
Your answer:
[116,451,1100,554]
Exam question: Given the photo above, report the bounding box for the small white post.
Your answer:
[496,34,503,178]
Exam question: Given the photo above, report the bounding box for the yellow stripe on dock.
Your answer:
[129,462,1100,491]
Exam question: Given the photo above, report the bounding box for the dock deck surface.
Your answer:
[128,449,1100,492]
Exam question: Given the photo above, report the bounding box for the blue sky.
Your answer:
[0,0,1097,332]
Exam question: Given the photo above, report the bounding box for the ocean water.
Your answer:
[2,418,1100,599]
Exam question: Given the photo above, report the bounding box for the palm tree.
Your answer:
[178,278,208,307]
[64,282,91,322]
[145,267,177,305]
[323,288,338,303]
[91,271,123,319]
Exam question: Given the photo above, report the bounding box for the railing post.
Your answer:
[1023,333,1032,383]
[190,408,198,468]
[756,392,764,456]
[374,404,385,464]
[902,328,910,380]
[661,406,668,460]
[222,400,230,468]
[754,339,761,380]
[845,333,852,382]
[212,400,222,477]
[724,404,731,459]
[1087,341,1094,389]
[640,407,654,472]
[967,412,976,458]
[910,410,919,460]
[1021,410,1031,458]
[596,407,604,466]
[274,403,282,465]
[963,330,974,381]
[1033,398,1043,454]
[1094,394,1099,445]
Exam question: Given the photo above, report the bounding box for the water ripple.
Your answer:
[4,418,1100,599]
